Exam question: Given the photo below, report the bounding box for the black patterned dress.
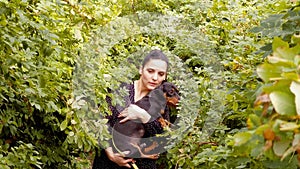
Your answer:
[92,83,170,169]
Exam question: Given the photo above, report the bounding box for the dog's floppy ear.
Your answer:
[148,88,166,119]
[149,87,165,102]
[158,82,166,90]
[172,83,179,93]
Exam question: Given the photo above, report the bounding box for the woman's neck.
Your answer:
[134,80,150,102]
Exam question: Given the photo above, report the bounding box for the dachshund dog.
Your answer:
[112,82,180,159]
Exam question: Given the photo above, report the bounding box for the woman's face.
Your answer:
[139,59,167,91]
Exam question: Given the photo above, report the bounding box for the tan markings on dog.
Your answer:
[143,141,159,153]
[167,97,179,106]
[160,109,165,115]
[158,117,167,127]
[130,143,159,159]
[158,117,172,128]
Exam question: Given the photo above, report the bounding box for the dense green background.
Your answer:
[1,0,300,168]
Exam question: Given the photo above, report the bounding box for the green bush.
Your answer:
[233,4,300,168]
[0,0,120,168]
[1,0,299,168]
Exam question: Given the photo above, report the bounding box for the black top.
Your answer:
[92,83,170,169]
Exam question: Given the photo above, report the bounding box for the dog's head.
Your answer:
[159,82,180,107]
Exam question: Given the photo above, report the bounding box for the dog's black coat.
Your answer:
[112,82,179,158]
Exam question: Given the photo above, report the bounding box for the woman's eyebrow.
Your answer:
[146,67,166,73]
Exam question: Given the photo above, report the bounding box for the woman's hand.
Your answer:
[118,104,151,123]
[105,147,134,168]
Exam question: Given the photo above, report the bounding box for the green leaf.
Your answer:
[257,63,283,82]
[281,72,299,81]
[290,81,300,115]
[32,103,41,110]
[250,26,263,33]
[47,101,59,112]
[233,132,252,146]
[292,34,300,44]
[262,80,291,93]
[255,124,270,135]
[270,91,296,116]
[281,143,296,161]
[273,140,291,157]
[280,122,300,131]
[247,114,261,129]
[272,37,289,51]
[274,45,300,62]
[60,120,68,131]
[292,133,300,147]
[267,55,295,67]
[295,55,300,65]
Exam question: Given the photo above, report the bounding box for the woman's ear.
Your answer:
[164,73,168,82]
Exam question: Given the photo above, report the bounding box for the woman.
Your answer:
[92,49,171,169]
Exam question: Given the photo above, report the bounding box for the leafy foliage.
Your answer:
[159,1,296,168]
[0,0,121,168]
[233,3,300,169]
[251,2,300,57]
[1,0,300,168]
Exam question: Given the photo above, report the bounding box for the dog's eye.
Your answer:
[168,89,174,95]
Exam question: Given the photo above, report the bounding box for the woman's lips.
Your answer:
[149,82,157,86]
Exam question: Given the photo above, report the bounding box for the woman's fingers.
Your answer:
[113,153,133,168]
[119,157,133,168]
[105,147,134,168]
[119,117,129,123]
[118,108,128,117]
[118,108,130,123]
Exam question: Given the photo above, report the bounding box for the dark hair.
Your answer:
[142,49,169,70]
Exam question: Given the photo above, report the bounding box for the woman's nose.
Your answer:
[152,73,158,80]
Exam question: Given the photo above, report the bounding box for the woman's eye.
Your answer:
[159,73,165,76]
